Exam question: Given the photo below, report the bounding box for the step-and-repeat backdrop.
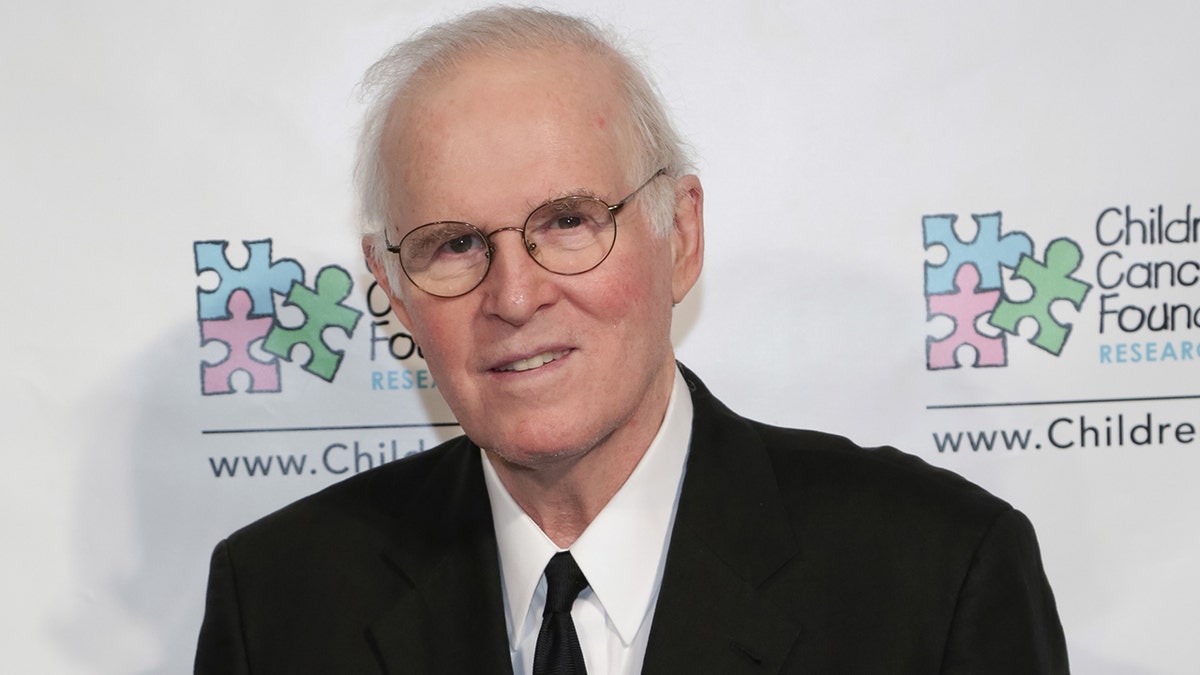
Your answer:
[4,1,1197,672]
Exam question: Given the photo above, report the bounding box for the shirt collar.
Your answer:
[482,366,694,648]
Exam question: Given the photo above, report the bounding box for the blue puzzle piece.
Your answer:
[923,212,1032,294]
[195,239,304,320]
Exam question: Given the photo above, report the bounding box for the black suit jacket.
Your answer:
[196,367,1068,674]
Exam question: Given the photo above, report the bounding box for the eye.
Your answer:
[550,213,586,229]
[401,223,487,271]
[442,233,484,254]
[528,197,609,234]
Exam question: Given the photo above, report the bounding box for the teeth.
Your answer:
[501,350,566,372]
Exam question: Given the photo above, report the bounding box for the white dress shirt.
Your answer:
[481,368,694,675]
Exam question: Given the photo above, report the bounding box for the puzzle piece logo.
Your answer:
[924,214,1090,368]
[195,240,302,320]
[264,266,363,382]
[926,264,1007,369]
[924,213,1032,294]
[989,239,1091,355]
[200,289,281,393]
[195,240,361,394]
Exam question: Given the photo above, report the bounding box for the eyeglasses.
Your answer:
[385,169,667,298]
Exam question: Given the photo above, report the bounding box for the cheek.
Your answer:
[404,303,466,367]
[588,256,674,337]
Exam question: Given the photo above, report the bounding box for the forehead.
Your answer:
[382,49,632,223]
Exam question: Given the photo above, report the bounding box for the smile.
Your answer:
[497,350,569,373]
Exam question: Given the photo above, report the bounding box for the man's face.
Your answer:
[372,49,702,469]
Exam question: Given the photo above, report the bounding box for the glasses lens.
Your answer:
[400,222,489,296]
[524,197,616,275]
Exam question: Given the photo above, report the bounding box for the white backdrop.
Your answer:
[3,1,1198,673]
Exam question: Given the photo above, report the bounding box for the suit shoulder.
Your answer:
[223,435,475,554]
[751,421,1013,526]
[197,436,495,672]
[678,364,1011,529]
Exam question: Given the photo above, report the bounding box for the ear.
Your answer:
[669,174,704,304]
[363,236,416,331]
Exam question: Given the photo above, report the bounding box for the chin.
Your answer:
[477,423,607,470]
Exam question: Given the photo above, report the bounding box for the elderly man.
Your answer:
[196,7,1068,674]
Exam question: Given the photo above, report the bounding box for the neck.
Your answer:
[485,363,676,547]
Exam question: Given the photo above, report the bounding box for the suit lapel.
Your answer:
[641,367,803,674]
[365,441,514,674]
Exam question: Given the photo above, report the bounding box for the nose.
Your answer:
[477,227,557,325]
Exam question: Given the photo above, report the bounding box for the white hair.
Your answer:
[354,6,694,289]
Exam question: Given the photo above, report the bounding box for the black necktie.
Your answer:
[532,551,589,675]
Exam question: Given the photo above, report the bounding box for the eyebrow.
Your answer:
[526,186,603,211]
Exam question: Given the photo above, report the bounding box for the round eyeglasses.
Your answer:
[385,169,666,298]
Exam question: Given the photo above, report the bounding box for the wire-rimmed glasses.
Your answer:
[385,169,666,298]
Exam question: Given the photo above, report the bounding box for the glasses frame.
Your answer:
[385,168,667,298]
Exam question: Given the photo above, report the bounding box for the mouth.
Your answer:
[495,349,570,373]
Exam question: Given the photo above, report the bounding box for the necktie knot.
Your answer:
[533,551,589,675]
[543,551,589,615]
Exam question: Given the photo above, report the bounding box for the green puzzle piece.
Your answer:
[264,266,363,381]
[988,238,1090,355]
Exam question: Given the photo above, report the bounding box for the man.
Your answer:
[196,7,1068,674]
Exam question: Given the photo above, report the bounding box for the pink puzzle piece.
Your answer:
[927,264,1006,369]
[201,289,281,393]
